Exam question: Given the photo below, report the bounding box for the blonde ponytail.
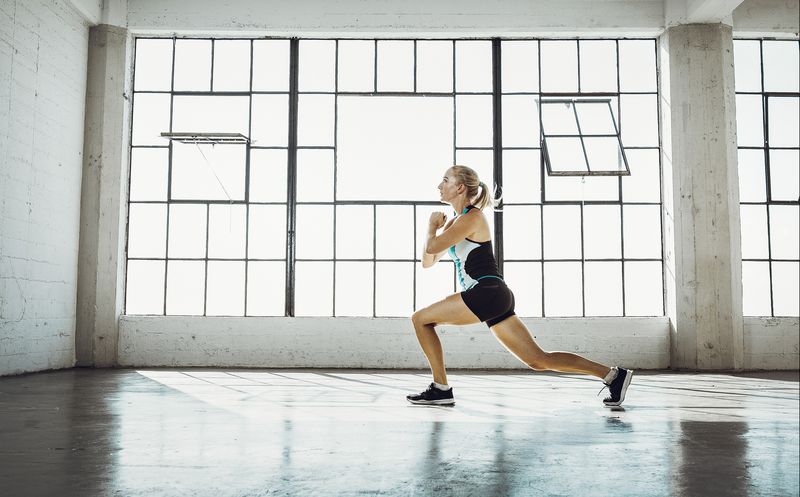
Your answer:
[449,165,500,210]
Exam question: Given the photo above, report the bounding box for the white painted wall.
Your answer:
[118,317,671,369]
[0,0,88,376]
[732,0,800,35]
[744,318,800,369]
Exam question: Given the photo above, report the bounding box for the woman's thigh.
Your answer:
[489,315,548,365]
[413,293,482,327]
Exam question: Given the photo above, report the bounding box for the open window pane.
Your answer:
[618,40,656,92]
[502,206,542,260]
[130,148,168,201]
[575,102,618,135]
[545,137,587,173]
[456,95,493,147]
[733,40,762,92]
[579,40,617,92]
[247,261,286,316]
[297,149,333,202]
[763,40,799,93]
[541,102,579,135]
[134,39,173,91]
[171,143,246,201]
[376,206,414,259]
[126,260,165,315]
[502,95,539,147]
[742,261,771,316]
[768,97,799,148]
[168,204,207,259]
[623,205,661,259]
[770,150,800,201]
[543,205,581,259]
[583,205,621,259]
[540,41,578,92]
[296,205,333,259]
[166,260,205,315]
[416,41,453,93]
[416,262,454,309]
[207,205,247,259]
[502,150,541,204]
[206,261,245,316]
[172,96,250,136]
[251,95,289,146]
[772,262,800,316]
[128,203,167,258]
[585,261,623,316]
[501,40,538,93]
[740,205,769,259]
[583,137,626,173]
[737,149,767,203]
[336,205,374,259]
[248,205,287,259]
[338,40,375,92]
[131,93,170,146]
[174,39,211,91]
[735,95,764,147]
[297,94,335,146]
[299,40,335,92]
[252,40,290,91]
[376,262,414,316]
[377,41,414,92]
[769,205,799,261]
[503,262,542,317]
[295,262,333,316]
[544,262,582,317]
[456,41,492,93]
[249,149,287,202]
[213,40,251,91]
[335,262,373,316]
[624,261,663,316]
[337,96,453,201]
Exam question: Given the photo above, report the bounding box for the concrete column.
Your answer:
[660,23,744,370]
[75,25,130,367]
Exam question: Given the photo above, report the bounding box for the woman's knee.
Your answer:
[526,352,551,371]
[411,310,433,327]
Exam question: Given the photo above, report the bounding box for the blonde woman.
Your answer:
[406,165,632,407]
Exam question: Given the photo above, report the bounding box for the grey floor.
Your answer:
[0,369,798,497]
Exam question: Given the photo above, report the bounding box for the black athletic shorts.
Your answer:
[460,277,516,327]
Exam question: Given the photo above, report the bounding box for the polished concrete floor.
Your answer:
[0,369,798,497]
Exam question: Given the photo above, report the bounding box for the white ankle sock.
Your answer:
[603,367,618,384]
[433,382,451,391]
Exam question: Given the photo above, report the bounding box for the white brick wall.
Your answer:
[0,0,88,376]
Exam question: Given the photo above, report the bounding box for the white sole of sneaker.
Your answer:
[406,398,455,406]
[603,369,633,407]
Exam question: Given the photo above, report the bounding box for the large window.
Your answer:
[125,37,664,317]
[734,39,800,317]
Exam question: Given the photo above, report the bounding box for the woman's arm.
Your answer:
[422,211,480,265]
[421,216,455,268]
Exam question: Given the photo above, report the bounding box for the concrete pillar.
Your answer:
[75,25,130,367]
[660,24,744,370]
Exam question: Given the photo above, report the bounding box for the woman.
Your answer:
[406,165,632,407]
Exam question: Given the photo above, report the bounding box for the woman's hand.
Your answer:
[429,211,447,230]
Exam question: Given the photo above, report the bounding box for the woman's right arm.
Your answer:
[421,217,455,268]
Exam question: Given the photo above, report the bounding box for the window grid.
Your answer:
[126,36,665,318]
[735,38,800,317]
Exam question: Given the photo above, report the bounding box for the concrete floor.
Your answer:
[0,369,797,497]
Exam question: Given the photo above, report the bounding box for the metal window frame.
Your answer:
[125,35,666,319]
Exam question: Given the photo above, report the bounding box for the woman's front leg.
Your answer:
[411,293,482,385]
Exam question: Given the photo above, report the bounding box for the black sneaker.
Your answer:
[406,383,455,406]
[601,368,633,407]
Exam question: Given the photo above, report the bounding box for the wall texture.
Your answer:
[0,0,88,376]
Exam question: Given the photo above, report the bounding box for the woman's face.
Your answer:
[438,169,463,203]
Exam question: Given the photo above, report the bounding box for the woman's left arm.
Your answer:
[424,212,479,255]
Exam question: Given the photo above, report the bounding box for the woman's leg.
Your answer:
[411,293,482,384]
[490,315,611,379]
